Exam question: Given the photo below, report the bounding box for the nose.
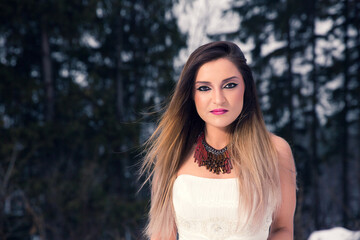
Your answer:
[212,88,226,105]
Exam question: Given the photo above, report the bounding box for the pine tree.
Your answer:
[0,0,185,238]
[211,0,360,236]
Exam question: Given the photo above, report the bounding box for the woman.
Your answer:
[140,41,297,240]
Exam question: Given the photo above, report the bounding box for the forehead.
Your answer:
[195,58,242,82]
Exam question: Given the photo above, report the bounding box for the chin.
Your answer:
[207,121,234,130]
[201,116,238,130]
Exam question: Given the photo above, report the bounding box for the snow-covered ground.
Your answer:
[308,227,360,240]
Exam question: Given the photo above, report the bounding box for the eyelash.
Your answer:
[224,83,238,89]
[196,83,238,91]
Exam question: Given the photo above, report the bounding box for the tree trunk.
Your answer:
[355,0,360,227]
[309,0,320,229]
[341,0,349,228]
[286,0,294,143]
[115,12,124,122]
[41,22,54,122]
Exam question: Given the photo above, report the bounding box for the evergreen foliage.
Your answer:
[211,0,360,238]
[0,0,185,239]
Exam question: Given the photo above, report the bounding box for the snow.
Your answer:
[81,33,100,49]
[261,34,286,57]
[308,227,360,240]
[172,0,344,128]
[315,19,333,36]
[173,0,241,68]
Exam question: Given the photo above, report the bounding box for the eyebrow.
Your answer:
[195,76,239,85]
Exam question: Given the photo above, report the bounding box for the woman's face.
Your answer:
[194,58,245,131]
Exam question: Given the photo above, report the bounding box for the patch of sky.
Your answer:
[104,57,113,67]
[165,35,172,47]
[30,69,40,78]
[173,0,242,69]
[59,68,69,78]
[316,38,334,66]
[73,71,88,88]
[261,33,286,57]
[124,24,130,32]
[121,51,133,62]
[96,7,104,18]
[315,19,333,36]
[269,57,287,76]
[84,104,93,118]
[51,52,66,62]
[328,3,342,15]
[2,114,13,128]
[32,92,39,104]
[165,10,172,21]
[144,89,153,104]
[319,75,343,121]
[0,40,5,64]
[81,33,100,49]
[88,52,102,63]
[276,108,290,129]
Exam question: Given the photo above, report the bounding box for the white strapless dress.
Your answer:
[173,175,273,240]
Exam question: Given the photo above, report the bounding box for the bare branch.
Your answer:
[2,142,21,195]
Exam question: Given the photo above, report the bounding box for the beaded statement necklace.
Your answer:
[194,132,233,174]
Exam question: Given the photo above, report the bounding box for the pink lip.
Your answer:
[210,109,228,115]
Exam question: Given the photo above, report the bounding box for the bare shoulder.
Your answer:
[268,133,297,238]
[270,133,296,173]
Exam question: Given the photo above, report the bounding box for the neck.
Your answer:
[204,125,230,150]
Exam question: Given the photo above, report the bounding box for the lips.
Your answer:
[210,109,228,115]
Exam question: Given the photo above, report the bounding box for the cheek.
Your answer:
[231,86,244,99]
[232,88,245,109]
[194,93,206,111]
[237,89,245,102]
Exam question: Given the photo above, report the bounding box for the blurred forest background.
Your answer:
[0,0,359,239]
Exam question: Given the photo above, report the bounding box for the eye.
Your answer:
[224,83,238,89]
[196,86,211,91]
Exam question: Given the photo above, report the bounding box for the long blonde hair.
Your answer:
[140,41,281,239]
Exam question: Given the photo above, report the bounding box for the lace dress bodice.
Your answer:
[172,175,273,240]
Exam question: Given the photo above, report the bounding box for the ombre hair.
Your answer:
[140,41,281,239]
